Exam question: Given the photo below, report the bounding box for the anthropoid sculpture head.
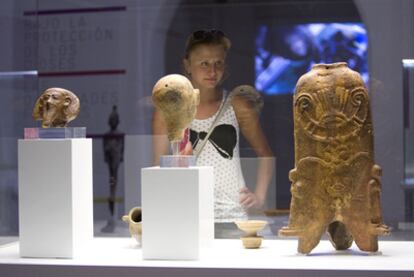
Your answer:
[33,87,80,128]
[152,74,200,141]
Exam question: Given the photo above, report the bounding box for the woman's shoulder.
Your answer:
[228,85,263,113]
[228,86,263,126]
[230,93,259,117]
[194,91,225,120]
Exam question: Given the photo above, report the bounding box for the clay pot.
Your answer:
[122,207,142,244]
[240,236,264,249]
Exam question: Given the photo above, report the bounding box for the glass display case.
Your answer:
[1,0,414,270]
[0,71,38,244]
[403,59,414,224]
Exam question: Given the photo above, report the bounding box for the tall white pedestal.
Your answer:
[141,166,214,260]
[18,139,93,258]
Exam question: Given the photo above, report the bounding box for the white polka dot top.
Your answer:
[189,95,248,222]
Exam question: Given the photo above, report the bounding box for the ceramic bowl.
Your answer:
[234,220,267,237]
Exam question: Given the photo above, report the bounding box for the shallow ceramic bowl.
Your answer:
[241,236,263,249]
[234,220,267,236]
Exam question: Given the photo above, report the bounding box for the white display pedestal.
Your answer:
[141,166,214,260]
[18,139,93,258]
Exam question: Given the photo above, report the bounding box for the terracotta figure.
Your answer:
[33,87,80,128]
[101,105,124,233]
[279,62,390,254]
[152,74,200,142]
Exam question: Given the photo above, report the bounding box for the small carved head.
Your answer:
[230,85,263,114]
[33,87,80,128]
[152,74,200,141]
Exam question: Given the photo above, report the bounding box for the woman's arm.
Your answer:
[232,95,275,210]
[151,109,170,165]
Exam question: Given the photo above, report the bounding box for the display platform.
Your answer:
[23,127,86,139]
[141,166,214,260]
[0,238,413,277]
[18,139,93,258]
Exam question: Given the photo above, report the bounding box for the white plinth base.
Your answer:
[141,166,214,260]
[18,139,93,258]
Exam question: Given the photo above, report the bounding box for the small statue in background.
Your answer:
[230,85,263,114]
[33,87,80,128]
[279,62,390,254]
[152,74,199,154]
[101,105,124,233]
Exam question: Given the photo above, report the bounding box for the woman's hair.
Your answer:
[184,29,231,58]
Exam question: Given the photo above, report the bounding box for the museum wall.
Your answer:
[0,0,412,235]
[0,0,37,235]
[354,0,414,225]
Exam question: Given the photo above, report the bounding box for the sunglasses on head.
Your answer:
[191,29,225,40]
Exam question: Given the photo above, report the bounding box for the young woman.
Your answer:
[152,29,273,224]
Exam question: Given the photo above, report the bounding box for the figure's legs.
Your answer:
[348,223,378,251]
[343,209,378,252]
[297,222,326,254]
[107,165,119,215]
[101,167,118,233]
[280,168,333,254]
[108,173,117,216]
[297,204,332,254]
[279,197,330,253]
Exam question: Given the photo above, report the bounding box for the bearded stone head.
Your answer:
[32,87,80,128]
[152,74,200,141]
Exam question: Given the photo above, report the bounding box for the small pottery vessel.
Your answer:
[235,220,267,237]
[241,236,264,249]
[122,207,142,244]
[235,220,267,249]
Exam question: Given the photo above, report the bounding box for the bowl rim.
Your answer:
[234,220,268,227]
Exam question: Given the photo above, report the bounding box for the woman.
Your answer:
[152,29,273,224]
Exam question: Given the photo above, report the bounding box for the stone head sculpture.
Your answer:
[230,85,263,114]
[279,62,389,254]
[33,87,80,128]
[152,74,200,141]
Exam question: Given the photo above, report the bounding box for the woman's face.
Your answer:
[184,44,226,91]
